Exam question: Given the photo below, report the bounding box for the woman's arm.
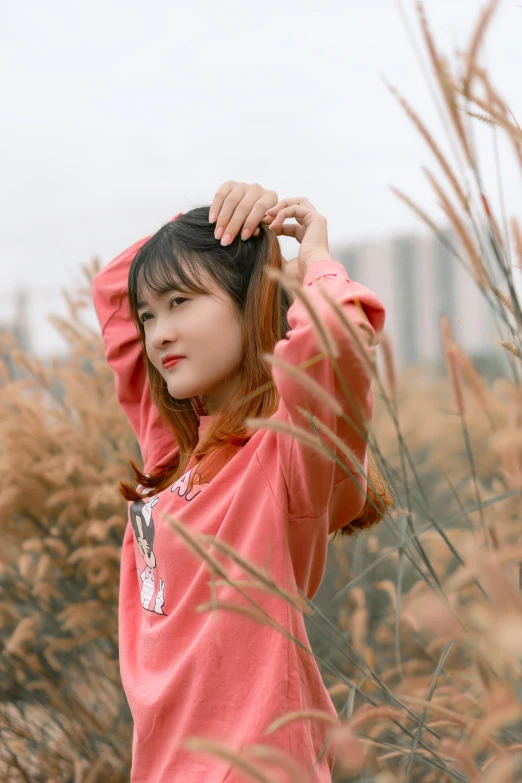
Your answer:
[256,198,386,526]
[92,223,181,473]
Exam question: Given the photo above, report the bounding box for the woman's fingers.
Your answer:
[208,181,242,224]
[208,186,324,249]
[268,221,304,242]
[209,182,277,245]
[269,204,312,232]
[212,181,253,240]
[266,197,316,216]
[269,204,309,223]
[266,199,330,268]
[235,191,278,242]
[265,199,317,241]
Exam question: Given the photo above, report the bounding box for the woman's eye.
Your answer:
[139,298,187,325]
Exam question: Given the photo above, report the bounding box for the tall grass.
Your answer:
[2,1,522,780]
[326,1,522,779]
[0,263,137,781]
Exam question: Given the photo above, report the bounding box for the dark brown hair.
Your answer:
[119,207,393,536]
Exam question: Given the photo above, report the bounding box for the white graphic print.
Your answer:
[129,468,208,616]
[140,566,155,610]
[154,579,166,615]
[171,466,208,500]
[130,495,166,615]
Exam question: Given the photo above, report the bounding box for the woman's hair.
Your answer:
[119,206,393,537]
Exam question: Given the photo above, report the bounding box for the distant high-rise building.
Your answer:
[0,288,33,378]
[332,228,498,369]
[0,288,32,352]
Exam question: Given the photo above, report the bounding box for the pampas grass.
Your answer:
[3,2,522,781]
[0,262,137,781]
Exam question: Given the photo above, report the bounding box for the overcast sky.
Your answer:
[2,0,522,355]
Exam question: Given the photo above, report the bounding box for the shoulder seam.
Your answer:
[254,451,287,517]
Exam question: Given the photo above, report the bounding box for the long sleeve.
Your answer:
[92,217,182,473]
[270,258,386,530]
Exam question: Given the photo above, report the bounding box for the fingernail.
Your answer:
[241,229,250,240]
[215,226,224,240]
[221,233,231,246]
[209,212,216,223]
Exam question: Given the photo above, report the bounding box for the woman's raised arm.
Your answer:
[259,198,386,527]
[92,220,181,473]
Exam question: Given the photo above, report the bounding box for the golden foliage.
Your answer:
[4,3,522,781]
[0,263,137,781]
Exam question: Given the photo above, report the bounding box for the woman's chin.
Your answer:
[167,382,204,400]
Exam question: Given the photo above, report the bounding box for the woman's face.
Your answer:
[137,270,244,414]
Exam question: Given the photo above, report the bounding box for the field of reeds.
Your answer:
[1,1,522,781]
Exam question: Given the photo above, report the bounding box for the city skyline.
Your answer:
[334,228,500,369]
[1,225,509,369]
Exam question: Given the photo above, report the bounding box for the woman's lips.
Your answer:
[163,357,185,370]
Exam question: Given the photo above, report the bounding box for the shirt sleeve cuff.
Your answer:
[302,258,351,287]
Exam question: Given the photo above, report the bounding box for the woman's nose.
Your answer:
[150,317,178,350]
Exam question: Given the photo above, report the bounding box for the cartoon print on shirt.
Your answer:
[129,468,210,617]
[130,495,167,616]
[154,579,166,614]
[170,466,209,501]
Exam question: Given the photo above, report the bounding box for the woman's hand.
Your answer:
[209,181,278,247]
[263,197,331,283]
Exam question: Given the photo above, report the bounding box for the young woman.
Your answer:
[93,181,390,782]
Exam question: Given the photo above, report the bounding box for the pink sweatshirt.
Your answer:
[92,218,386,783]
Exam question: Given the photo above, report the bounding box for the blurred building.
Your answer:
[0,289,32,352]
[332,228,498,370]
[1,231,508,372]
[0,289,33,378]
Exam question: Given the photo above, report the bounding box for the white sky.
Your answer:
[2,0,522,355]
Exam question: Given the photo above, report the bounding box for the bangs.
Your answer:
[129,231,211,312]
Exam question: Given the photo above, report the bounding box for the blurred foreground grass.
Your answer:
[2,1,522,780]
